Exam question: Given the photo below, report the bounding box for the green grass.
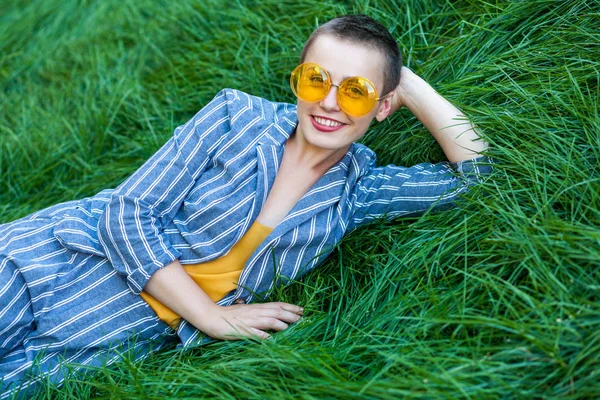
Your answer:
[1,0,599,398]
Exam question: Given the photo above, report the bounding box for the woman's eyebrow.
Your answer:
[332,72,359,82]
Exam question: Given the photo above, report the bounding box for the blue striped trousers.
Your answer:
[0,201,177,398]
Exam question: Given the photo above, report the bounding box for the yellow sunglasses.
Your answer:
[290,63,391,117]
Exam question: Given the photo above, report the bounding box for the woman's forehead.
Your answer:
[302,35,385,87]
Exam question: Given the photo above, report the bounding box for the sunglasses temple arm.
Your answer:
[377,92,395,101]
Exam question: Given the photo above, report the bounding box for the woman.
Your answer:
[0,15,492,397]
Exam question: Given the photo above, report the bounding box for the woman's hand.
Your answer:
[201,302,304,340]
[389,66,414,114]
[144,261,303,340]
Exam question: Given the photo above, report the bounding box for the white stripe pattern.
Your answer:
[1,213,177,397]
[1,88,493,392]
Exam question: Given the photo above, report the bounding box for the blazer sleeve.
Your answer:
[98,90,231,294]
[348,155,494,231]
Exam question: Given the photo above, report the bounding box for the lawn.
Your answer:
[1,0,599,398]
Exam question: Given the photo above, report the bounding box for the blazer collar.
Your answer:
[251,108,296,227]
[237,109,373,303]
[253,108,359,240]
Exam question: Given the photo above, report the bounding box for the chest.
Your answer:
[168,140,358,263]
[255,154,325,229]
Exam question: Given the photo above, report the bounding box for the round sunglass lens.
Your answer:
[292,64,329,102]
[338,78,378,116]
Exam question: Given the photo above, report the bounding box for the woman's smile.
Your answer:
[311,115,346,132]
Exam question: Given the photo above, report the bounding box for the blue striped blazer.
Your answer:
[51,88,493,345]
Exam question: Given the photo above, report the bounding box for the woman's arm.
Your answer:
[391,67,489,163]
[348,69,494,231]
[144,261,303,340]
[97,91,231,295]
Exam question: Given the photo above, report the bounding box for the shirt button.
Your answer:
[233,298,246,305]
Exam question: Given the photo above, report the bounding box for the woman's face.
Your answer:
[294,35,393,153]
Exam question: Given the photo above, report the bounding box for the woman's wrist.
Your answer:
[399,66,416,85]
[189,303,225,337]
[390,66,418,113]
[144,260,225,334]
[396,67,424,109]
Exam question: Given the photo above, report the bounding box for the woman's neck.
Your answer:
[285,132,350,173]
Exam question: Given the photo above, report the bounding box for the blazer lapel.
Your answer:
[235,144,357,303]
[252,143,284,222]
[268,146,354,239]
[250,112,294,224]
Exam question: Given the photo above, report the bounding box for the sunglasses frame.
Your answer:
[290,62,392,117]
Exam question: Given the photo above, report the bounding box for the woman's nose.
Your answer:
[319,85,341,112]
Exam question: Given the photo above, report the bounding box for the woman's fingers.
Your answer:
[260,307,302,324]
[222,320,268,340]
[255,302,304,315]
[210,302,303,341]
[239,304,302,326]
[250,328,271,340]
[220,317,285,339]
[251,317,289,332]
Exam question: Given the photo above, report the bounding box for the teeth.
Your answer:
[314,116,342,127]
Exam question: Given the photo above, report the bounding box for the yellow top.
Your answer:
[140,221,273,329]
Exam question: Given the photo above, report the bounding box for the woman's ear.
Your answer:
[375,92,394,122]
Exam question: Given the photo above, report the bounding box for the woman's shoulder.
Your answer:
[217,88,297,124]
[205,89,297,146]
[348,142,378,174]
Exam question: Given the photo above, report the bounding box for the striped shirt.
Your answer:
[51,88,493,346]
